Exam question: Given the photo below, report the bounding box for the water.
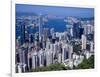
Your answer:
[44,19,66,32]
[16,18,66,38]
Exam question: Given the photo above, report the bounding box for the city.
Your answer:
[15,4,94,73]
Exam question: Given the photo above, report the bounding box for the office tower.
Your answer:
[32,52,38,69]
[62,45,69,63]
[58,53,62,63]
[87,24,93,34]
[29,33,34,43]
[17,64,22,73]
[46,39,51,49]
[27,52,32,71]
[42,39,46,50]
[54,42,58,53]
[38,49,44,67]
[16,36,21,47]
[16,63,27,73]
[20,22,26,45]
[43,28,49,40]
[79,27,84,39]
[63,31,69,42]
[35,32,39,42]
[25,30,29,43]
[16,51,20,64]
[50,43,54,52]
[18,49,23,63]
[50,28,55,37]
[70,27,73,37]
[46,51,53,66]
[21,48,27,65]
[50,28,56,43]
[84,24,93,35]
[62,44,73,63]
[50,28,54,34]
[23,64,27,72]
[50,42,59,53]
[90,41,94,52]
[81,34,87,50]
[39,14,43,42]
[68,45,73,60]
[18,48,27,67]
[73,22,80,39]
[66,24,73,36]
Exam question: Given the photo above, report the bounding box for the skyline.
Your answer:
[16,4,94,18]
[15,4,94,73]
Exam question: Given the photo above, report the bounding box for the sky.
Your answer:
[16,4,94,18]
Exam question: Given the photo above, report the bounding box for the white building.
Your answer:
[81,34,87,50]
[32,51,38,69]
[17,64,22,73]
[90,41,94,52]
[62,44,73,63]
[38,49,45,67]
[84,24,93,35]
[46,50,53,66]
[58,53,62,63]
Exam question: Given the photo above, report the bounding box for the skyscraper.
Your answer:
[32,52,38,69]
[38,49,45,67]
[81,34,87,50]
[46,51,53,66]
[62,45,69,63]
[90,41,94,52]
[79,27,84,39]
[20,22,26,45]
[73,22,80,39]
[39,14,43,42]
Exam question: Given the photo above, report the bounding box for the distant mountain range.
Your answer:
[16,12,94,20]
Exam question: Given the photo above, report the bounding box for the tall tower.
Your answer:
[20,22,25,45]
[81,34,87,50]
[73,22,80,39]
[39,14,43,42]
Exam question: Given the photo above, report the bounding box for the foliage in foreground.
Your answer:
[31,63,70,72]
[31,55,94,72]
[75,55,94,69]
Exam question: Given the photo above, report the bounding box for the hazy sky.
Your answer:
[16,4,94,18]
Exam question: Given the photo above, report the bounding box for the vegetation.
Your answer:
[73,44,82,55]
[31,63,70,72]
[75,55,94,69]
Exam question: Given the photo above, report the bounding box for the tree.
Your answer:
[75,55,94,69]
[31,63,70,72]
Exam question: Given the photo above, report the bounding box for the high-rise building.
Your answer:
[62,44,73,63]
[79,27,84,39]
[38,49,45,67]
[17,64,22,73]
[43,28,49,40]
[73,22,80,39]
[84,24,93,35]
[46,51,53,66]
[68,45,73,60]
[32,52,38,69]
[29,33,34,43]
[58,53,62,63]
[50,28,55,37]
[90,41,94,52]
[81,34,87,50]
[62,45,69,63]
[25,30,29,43]
[39,14,43,42]
[20,22,26,45]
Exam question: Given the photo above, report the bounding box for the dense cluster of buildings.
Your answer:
[15,15,94,73]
